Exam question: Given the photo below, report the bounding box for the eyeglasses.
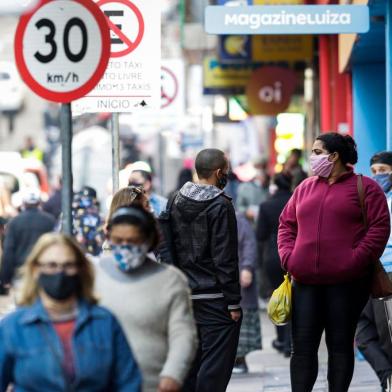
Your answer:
[37,261,79,275]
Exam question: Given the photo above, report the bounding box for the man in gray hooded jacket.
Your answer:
[169,148,242,392]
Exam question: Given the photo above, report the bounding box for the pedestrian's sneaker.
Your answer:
[232,362,248,374]
[272,339,285,353]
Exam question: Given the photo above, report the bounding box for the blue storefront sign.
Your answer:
[205,5,369,35]
[217,0,253,63]
[219,35,252,63]
[217,0,252,5]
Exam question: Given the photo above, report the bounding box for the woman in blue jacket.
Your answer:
[0,233,141,392]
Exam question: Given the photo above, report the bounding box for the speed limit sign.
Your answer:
[14,0,110,103]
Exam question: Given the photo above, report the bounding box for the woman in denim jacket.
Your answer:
[0,233,141,392]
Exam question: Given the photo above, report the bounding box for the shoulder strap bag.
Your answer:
[357,174,392,299]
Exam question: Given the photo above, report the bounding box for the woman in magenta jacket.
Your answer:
[278,133,390,392]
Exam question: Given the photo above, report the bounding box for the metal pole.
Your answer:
[158,131,165,196]
[60,103,73,235]
[111,113,120,193]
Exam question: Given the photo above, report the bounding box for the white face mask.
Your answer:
[111,243,149,272]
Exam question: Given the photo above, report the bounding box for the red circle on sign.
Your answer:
[161,66,178,109]
[14,0,111,103]
[97,0,144,58]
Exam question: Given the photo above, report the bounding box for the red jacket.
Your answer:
[278,171,390,284]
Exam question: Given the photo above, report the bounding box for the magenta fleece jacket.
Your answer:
[278,171,390,284]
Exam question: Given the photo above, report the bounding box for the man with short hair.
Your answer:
[0,188,55,287]
[283,148,307,190]
[169,148,242,392]
[356,151,392,392]
[128,161,167,216]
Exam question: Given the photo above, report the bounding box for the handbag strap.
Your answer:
[357,174,368,230]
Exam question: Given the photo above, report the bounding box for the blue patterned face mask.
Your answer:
[111,243,149,272]
[373,173,392,193]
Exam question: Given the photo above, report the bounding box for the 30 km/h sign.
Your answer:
[15,0,111,103]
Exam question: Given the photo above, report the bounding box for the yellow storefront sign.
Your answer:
[253,0,303,4]
[203,56,261,95]
[252,35,313,62]
[251,0,312,62]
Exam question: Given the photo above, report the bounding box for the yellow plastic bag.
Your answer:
[267,274,292,326]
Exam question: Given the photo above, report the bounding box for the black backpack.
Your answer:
[157,192,177,265]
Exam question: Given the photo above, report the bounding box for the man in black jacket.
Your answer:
[0,188,55,287]
[170,148,241,392]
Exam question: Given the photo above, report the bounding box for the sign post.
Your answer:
[111,113,120,193]
[60,104,73,235]
[15,0,110,235]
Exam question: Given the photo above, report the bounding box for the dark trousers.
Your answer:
[291,279,369,392]
[183,299,242,392]
[276,323,291,353]
[356,298,392,388]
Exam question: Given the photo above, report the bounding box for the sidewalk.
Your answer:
[0,295,381,391]
[228,312,381,392]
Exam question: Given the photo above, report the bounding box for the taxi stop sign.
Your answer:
[14,0,111,103]
[14,0,111,235]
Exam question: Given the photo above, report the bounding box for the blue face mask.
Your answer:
[373,173,392,193]
[111,243,148,272]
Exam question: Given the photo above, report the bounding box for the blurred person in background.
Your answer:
[128,161,168,217]
[233,213,262,374]
[72,186,104,257]
[95,206,197,392]
[0,188,55,290]
[43,176,62,221]
[11,172,42,212]
[356,151,392,392]
[236,157,270,223]
[0,233,141,391]
[283,149,307,190]
[257,173,293,357]
[20,136,44,163]
[168,167,193,200]
[225,170,241,205]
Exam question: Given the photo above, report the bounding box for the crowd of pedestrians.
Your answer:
[0,134,391,392]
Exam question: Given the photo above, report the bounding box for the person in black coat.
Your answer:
[257,172,293,356]
[170,149,242,392]
[0,189,55,288]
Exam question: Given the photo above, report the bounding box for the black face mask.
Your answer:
[217,173,228,190]
[38,272,80,301]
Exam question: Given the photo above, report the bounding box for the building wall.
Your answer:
[352,63,386,175]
